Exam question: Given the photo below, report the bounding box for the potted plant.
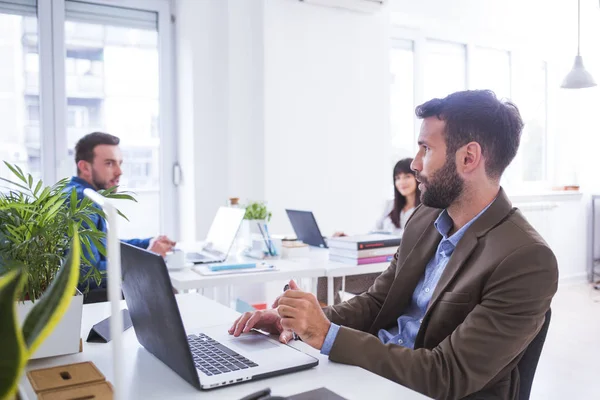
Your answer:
[239,201,272,246]
[0,232,81,400]
[0,162,133,359]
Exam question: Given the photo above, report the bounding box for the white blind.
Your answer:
[66,0,157,31]
[0,0,36,16]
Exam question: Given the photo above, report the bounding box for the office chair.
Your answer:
[517,308,552,400]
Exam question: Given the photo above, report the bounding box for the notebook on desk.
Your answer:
[194,262,277,276]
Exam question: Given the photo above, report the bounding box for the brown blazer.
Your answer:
[323,188,558,400]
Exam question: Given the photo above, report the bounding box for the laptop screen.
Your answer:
[285,209,327,248]
[204,207,246,255]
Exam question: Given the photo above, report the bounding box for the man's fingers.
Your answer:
[279,329,294,344]
[277,297,306,309]
[271,294,282,309]
[280,317,297,332]
[281,289,312,300]
[232,312,255,337]
[289,280,300,290]
[243,312,263,333]
[228,316,243,334]
[277,305,299,319]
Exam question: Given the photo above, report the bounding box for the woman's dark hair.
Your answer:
[389,158,421,228]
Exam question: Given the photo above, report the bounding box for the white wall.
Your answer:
[174,0,591,283]
[263,0,391,236]
[176,0,392,239]
[175,0,266,241]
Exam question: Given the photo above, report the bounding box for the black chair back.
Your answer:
[517,308,552,400]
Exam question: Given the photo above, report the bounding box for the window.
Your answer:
[390,33,549,189]
[508,60,548,185]
[389,39,415,158]
[64,19,160,191]
[0,0,176,238]
[424,40,467,100]
[0,5,40,181]
[471,47,511,99]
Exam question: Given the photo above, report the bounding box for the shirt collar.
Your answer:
[70,176,96,190]
[434,200,495,248]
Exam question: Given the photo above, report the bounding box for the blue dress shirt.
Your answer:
[321,203,492,355]
[65,177,151,290]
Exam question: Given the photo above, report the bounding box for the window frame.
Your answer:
[390,24,551,190]
[33,0,178,237]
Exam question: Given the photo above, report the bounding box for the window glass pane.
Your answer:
[424,40,466,100]
[504,60,547,186]
[64,17,161,239]
[390,40,414,157]
[64,20,159,191]
[0,12,40,181]
[471,47,511,99]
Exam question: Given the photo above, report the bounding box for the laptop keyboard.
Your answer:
[187,334,258,376]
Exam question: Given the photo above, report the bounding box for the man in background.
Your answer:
[66,131,176,291]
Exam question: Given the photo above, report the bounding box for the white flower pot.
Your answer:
[16,293,83,359]
[237,219,267,249]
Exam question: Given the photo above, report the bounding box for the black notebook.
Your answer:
[289,387,347,400]
[86,309,133,343]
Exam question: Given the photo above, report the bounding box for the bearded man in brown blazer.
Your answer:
[229,90,558,400]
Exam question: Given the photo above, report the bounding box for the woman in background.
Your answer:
[373,157,421,236]
[318,158,421,304]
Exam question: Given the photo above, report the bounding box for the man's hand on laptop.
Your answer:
[229,309,295,344]
[276,282,330,350]
[148,235,176,257]
[229,280,330,350]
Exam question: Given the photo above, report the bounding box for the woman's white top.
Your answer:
[373,200,415,237]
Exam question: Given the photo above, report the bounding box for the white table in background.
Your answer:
[169,258,325,305]
[20,294,430,400]
[322,260,390,306]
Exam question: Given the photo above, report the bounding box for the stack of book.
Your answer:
[327,234,401,265]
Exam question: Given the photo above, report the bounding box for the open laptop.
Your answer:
[285,209,328,248]
[186,206,246,264]
[120,242,318,390]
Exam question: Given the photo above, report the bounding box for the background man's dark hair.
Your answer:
[74,132,120,175]
[415,90,524,180]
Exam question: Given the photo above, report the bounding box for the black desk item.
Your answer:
[240,387,346,400]
[86,309,133,343]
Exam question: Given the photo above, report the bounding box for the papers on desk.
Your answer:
[194,261,278,276]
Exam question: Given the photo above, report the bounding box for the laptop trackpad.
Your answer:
[226,334,279,352]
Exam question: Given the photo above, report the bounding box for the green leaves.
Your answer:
[22,233,80,353]
[243,201,272,222]
[0,234,81,400]
[0,269,28,400]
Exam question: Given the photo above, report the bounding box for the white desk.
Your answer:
[169,247,393,307]
[21,294,429,400]
[323,261,390,306]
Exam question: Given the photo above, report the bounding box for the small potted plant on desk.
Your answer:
[240,201,275,256]
[0,162,133,360]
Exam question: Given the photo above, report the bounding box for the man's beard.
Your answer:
[417,157,464,209]
[91,169,113,191]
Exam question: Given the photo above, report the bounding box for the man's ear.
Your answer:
[462,142,483,173]
[77,160,91,176]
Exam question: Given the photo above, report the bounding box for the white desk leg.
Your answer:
[327,276,334,306]
[311,278,318,297]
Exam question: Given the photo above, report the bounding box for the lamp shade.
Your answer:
[561,56,597,89]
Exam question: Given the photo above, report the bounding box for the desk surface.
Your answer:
[169,258,326,291]
[169,247,390,291]
[21,294,429,400]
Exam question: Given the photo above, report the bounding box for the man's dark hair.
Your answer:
[415,90,524,180]
[74,132,120,174]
